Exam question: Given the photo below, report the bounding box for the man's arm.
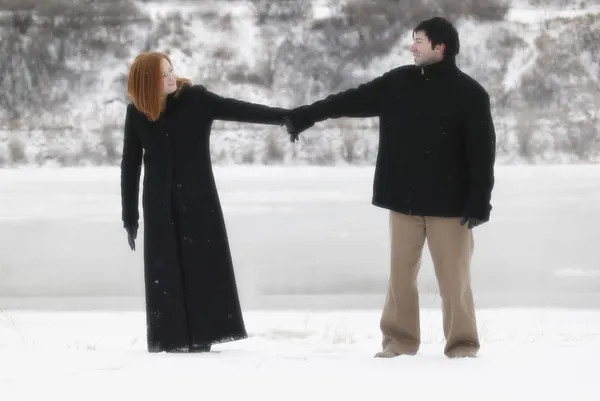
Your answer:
[287,68,400,134]
[463,86,496,224]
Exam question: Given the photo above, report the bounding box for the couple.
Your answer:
[120,16,496,358]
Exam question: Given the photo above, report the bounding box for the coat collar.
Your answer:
[418,57,458,78]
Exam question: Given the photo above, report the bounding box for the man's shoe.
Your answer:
[374,347,417,358]
[446,346,478,358]
[374,350,400,358]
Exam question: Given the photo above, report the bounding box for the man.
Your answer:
[285,17,496,358]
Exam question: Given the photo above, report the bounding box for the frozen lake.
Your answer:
[0,165,599,310]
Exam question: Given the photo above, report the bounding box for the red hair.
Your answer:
[127,52,190,121]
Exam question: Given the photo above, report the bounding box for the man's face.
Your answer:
[409,30,444,67]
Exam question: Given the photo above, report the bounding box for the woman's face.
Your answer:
[161,57,177,95]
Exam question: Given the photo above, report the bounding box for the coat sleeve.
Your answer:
[287,68,398,133]
[463,87,496,222]
[120,104,143,229]
[194,85,288,125]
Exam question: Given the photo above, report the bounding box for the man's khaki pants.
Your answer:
[379,211,479,357]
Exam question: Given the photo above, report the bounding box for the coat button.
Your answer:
[176,184,182,188]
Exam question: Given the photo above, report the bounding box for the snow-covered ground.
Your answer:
[1,308,599,400]
[1,164,599,399]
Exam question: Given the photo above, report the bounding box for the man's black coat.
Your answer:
[288,57,496,223]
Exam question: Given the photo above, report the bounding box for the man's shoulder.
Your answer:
[454,69,490,100]
[384,64,418,79]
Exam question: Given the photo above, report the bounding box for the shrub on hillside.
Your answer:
[0,0,145,123]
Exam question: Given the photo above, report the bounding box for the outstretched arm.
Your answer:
[195,85,288,125]
[120,104,143,230]
[286,68,399,134]
[463,87,496,224]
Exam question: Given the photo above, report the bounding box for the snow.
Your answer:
[1,164,599,399]
[554,268,600,278]
[500,20,540,92]
[312,0,338,20]
[501,3,600,91]
[0,308,599,400]
[506,5,600,23]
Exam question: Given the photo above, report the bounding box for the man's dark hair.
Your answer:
[413,17,460,59]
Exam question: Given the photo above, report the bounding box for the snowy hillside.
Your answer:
[0,0,598,166]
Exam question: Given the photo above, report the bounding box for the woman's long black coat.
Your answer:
[120,84,288,352]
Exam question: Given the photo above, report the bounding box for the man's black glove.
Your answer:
[460,215,484,229]
[125,225,138,251]
[283,109,315,143]
[283,116,300,143]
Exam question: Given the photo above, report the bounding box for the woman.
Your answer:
[120,52,289,353]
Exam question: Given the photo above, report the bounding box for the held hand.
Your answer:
[126,225,137,251]
[283,116,300,143]
[283,109,315,142]
[460,215,484,229]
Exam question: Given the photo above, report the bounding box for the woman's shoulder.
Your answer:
[177,84,224,110]
[126,102,142,118]
[178,83,206,96]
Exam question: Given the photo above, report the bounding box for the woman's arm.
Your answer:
[120,104,143,230]
[195,85,288,125]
